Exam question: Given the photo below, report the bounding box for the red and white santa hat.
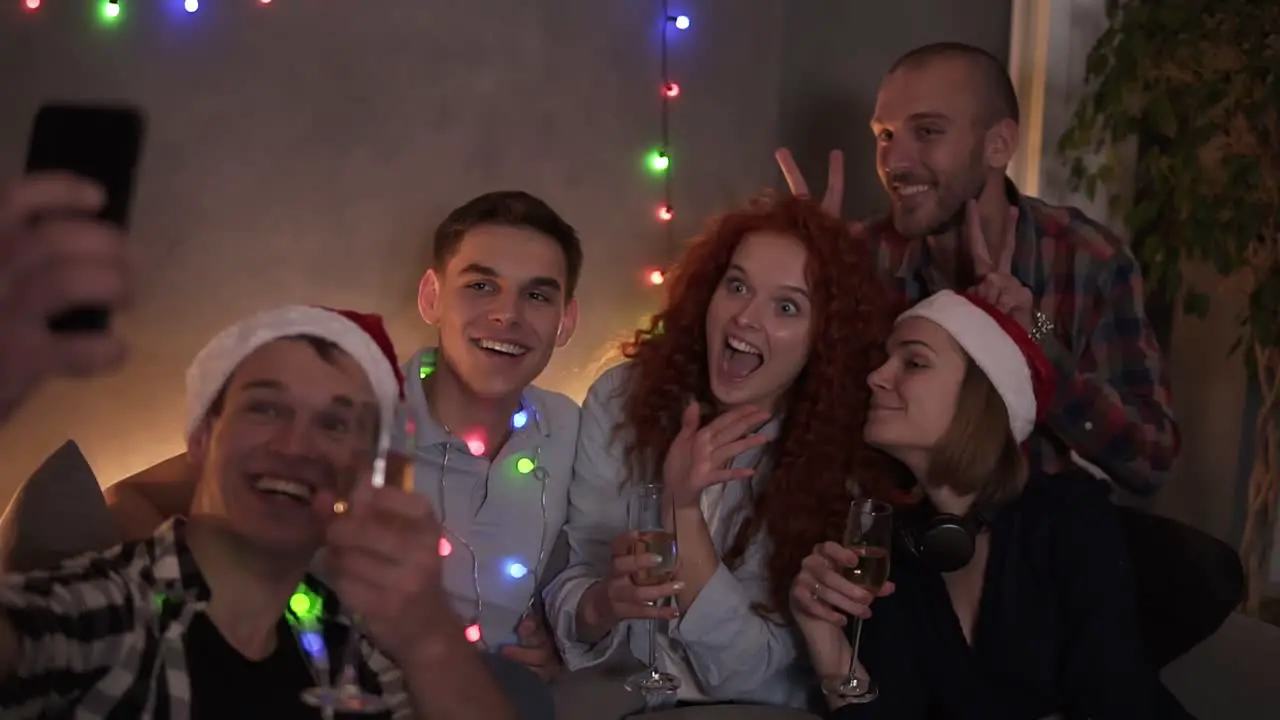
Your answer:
[185,305,404,438]
[895,289,1055,443]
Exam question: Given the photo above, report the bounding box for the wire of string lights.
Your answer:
[645,4,690,287]
[18,0,275,16]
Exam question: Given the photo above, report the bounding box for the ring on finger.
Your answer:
[811,581,822,600]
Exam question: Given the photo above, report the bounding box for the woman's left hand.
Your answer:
[662,401,771,510]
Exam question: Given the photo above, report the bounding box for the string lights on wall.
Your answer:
[21,0,689,293]
[644,3,690,288]
[19,0,274,15]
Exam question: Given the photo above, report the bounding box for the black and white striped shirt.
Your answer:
[0,517,409,719]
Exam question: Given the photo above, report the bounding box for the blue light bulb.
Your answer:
[301,631,326,657]
[507,562,529,579]
[674,15,690,30]
[511,409,528,429]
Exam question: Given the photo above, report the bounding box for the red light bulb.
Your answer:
[647,270,666,286]
[663,82,680,98]
[24,0,40,9]
[464,624,482,643]
[437,537,453,557]
[656,206,674,222]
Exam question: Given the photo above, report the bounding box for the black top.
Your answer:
[187,612,390,720]
[831,472,1193,720]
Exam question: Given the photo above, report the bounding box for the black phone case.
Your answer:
[25,103,145,334]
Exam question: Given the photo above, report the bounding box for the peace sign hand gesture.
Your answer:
[663,402,771,511]
[775,147,846,217]
[966,200,1033,331]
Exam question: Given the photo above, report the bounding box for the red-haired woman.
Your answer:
[542,194,900,710]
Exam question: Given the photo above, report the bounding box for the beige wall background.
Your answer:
[1008,0,1271,581]
[0,2,1011,497]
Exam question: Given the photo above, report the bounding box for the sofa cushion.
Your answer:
[1119,506,1244,667]
[1161,612,1280,720]
[0,440,118,571]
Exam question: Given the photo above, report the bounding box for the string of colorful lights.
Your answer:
[20,0,274,13]
[645,5,691,288]
[21,0,689,292]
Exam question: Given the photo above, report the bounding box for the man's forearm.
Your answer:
[402,628,515,720]
[103,455,198,540]
[101,487,169,542]
[1040,333,1178,494]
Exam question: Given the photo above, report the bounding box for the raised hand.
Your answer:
[663,402,771,510]
[0,173,130,424]
[775,147,846,218]
[326,480,455,666]
[966,200,1033,330]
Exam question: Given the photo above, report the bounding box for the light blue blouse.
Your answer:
[542,362,816,709]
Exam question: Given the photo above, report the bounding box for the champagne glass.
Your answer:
[623,483,681,694]
[298,410,415,714]
[823,499,893,703]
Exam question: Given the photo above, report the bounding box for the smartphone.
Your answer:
[24,103,146,333]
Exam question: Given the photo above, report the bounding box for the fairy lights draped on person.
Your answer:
[790,290,1191,719]
[542,194,903,710]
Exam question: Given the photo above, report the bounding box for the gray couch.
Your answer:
[545,610,1280,720]
[2,442,1276,720]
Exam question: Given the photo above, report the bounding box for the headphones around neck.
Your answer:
[898,499,989,574]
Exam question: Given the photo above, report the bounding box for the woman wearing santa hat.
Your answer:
[791,290,1192,719]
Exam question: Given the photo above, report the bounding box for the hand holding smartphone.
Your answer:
[24,103,145,333]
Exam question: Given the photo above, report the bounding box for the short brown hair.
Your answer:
[927,357,1026,507]
[430,191,583,300]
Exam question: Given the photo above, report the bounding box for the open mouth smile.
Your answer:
[891,182,933,202]
[473,338,530,358]
[721,335,764,380]
[252,476,317,506]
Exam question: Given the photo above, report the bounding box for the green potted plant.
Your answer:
[1057,1,1278,615]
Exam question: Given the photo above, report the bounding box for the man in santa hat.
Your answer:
[105,191,581,693]
[0,305,513,719]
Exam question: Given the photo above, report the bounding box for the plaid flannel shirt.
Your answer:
[0,517,410,719]
[864,179,1179,495]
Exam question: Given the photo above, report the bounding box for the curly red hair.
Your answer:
[617,194,901,616]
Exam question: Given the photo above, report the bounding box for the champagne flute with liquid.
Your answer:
[623,483,681,694]
[823,499,893,703]
[298,411,416,714]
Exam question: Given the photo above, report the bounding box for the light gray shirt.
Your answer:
[396,347,579,649]
[542,362,815,709]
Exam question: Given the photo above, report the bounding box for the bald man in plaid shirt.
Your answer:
[778,43,1178,495]
[777,42,1250,672]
